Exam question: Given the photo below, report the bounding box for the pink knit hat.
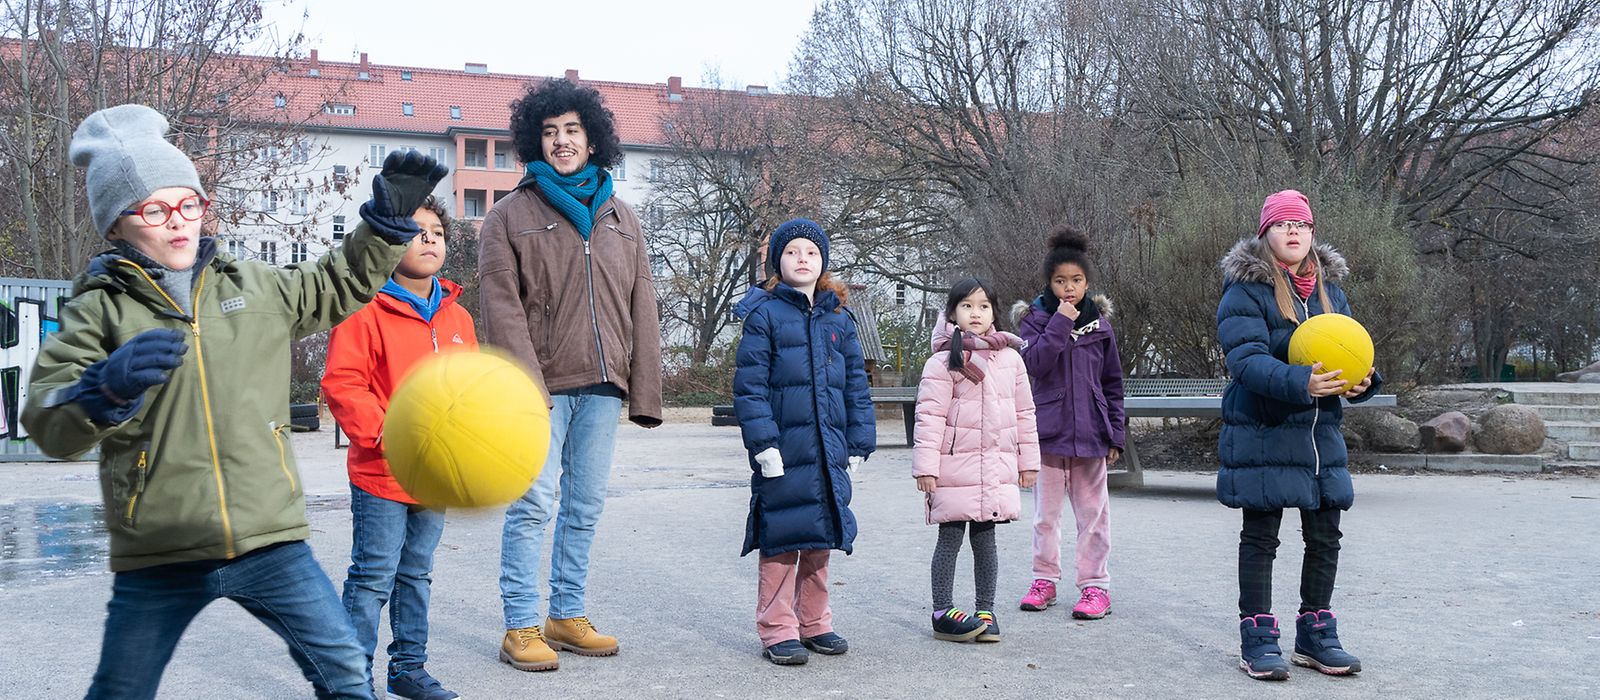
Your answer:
[1258,189,1314,238]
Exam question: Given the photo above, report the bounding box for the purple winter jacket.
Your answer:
[1016,295,1126,458]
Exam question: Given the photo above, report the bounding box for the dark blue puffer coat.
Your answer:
[733,283,875,557]
[1215,239,1384,511]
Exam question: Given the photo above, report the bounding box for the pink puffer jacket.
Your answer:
[912,323,1041,523]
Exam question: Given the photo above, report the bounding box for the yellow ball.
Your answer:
[1288,313,1374,385]
[384,350,550,509]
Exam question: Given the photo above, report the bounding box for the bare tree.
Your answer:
[0,0,343,279]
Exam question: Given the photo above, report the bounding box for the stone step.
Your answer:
[1544,421,1600,442]
[1569,442,1600,461]
[1524,404,1600,422]
[1364,453,1543,473]
[1506,390,1600,407]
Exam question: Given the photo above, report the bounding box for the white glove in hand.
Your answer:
[847,455,863,477]
[755,447,785,478]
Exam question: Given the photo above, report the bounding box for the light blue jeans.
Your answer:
[500,384,623,628]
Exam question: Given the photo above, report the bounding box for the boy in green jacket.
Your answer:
[22,104,445,699]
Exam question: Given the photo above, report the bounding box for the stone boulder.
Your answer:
[1419,411,1471,453]
[1473,405,1546,455]
[1556,360,1600,383]
[1345,410,1420,452]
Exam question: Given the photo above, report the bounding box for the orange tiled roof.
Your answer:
[255,52,753,146]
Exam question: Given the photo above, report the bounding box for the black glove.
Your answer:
[359,150,448,244]
[74,328,188,425]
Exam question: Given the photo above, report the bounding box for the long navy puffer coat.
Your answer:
[1216,239,1384,511]
[733,283,875,557]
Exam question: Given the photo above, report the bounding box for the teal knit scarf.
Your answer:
[527,161,613,239]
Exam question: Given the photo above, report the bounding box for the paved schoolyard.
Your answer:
[2,416,1596,698]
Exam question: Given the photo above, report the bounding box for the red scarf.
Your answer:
[1277,261,1317,300]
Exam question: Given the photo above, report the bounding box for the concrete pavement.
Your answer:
[2,417,1597,698]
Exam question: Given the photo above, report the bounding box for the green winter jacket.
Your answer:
[22,223,408,572]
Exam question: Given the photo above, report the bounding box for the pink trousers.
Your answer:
[756,549,833,646]
[1031,454,1111,590]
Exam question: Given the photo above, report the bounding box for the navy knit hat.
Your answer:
[767,218,830,275]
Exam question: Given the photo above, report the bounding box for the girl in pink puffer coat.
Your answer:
[912,279,1041,643]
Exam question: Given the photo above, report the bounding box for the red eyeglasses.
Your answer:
[121,195,210,227]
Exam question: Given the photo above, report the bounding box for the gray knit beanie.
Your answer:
[69,104,207,237]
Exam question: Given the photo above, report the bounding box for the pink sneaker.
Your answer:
[1019,579,1057,611]
[1071,586,1111,619]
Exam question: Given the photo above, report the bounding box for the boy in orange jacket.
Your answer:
[321,195,477,700]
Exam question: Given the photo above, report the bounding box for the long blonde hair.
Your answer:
[762,271,850,312]
[1256,239,1331,324]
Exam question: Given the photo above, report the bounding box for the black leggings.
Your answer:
[1238,507,1342,618]
[931,521,997,611]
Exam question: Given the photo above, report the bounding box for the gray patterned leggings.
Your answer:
[931,521,998,611]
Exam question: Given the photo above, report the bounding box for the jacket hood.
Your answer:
[1015,293,1114,328]
[375,277,465,319]
[735,283,840,319]
[1220,238,1350,285]
[930,316,1025,353]
[74,237,222,296]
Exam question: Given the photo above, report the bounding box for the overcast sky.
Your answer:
[261,0,818,90]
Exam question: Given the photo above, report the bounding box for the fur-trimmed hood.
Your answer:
[1220,238,1349,286]
[1009,293,1113,329]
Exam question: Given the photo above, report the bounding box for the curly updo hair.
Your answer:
[1041,224,1093,284]
[509,78,624,170]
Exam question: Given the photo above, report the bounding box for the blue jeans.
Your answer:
[86,541,370,700]
[500,383,623,628]
[342,485,446,680]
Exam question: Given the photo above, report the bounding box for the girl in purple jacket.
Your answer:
[1014,227,1126,620]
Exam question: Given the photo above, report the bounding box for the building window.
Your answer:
[260,241,277,265]
[649,158,662,182]
[895,282,907,306]
[308,67,320,77]
[273,94,286,108]
[493,144,510,170]
[427,146,448,165]
[493,190,512,203]
[290,140,311,164]
[358,70,370,80]
[464,189,486,218]
[260,190,279,213]
[292,190,309,216]
[226,239,245,258]
[324,103,355,116]
[401,70,413,81]
[184,131,207,156]
[369,144,387,166]
[290,242,310,264]
[464,139,486,168]
[645,204,665,230]
[449,105,462,120]
[216,92,228,107]
[609,156,626,181]
[402,102,414,116]
[332,215,346,241]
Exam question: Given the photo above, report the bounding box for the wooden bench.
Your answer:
[874,379,1397,488]
[1114,378,1397,488]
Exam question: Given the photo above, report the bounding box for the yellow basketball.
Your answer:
[1288,313,1374,385]
[384,350,550,509]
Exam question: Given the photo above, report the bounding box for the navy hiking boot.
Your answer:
[1239,614,1291,680]
[1292,610,1362,675]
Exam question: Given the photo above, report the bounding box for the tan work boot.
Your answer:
[500,627,559,671]
[544,616,620,656]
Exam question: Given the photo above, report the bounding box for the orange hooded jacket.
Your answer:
[321,278,477,503]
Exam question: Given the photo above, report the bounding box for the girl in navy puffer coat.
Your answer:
[1219,190,1382,681]
[733,218,875,665]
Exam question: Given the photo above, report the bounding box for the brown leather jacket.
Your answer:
[477,182,663,426]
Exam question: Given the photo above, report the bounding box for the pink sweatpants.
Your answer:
[1032,454,1111,590]
[756,549,833,646]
